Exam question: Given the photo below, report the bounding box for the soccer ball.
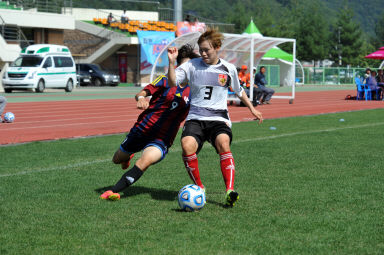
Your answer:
[178,184,206,212]
[3,112,15,123]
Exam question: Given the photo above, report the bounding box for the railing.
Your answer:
[8,0,73,14]
[0,14,31,47]
[302,67,371,85]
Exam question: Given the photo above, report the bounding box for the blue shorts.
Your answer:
[119,130,168,161]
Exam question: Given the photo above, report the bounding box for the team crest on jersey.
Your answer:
[218,74,228,86]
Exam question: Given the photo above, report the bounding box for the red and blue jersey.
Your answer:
[131,75,191,147]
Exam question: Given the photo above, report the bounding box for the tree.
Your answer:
[373,11,384,48]
[329,5,364,66]
[294,2,331,65]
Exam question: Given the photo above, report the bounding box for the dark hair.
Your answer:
[177,44,200,65]
[260,66,266,71]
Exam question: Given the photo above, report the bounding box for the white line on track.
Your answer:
[1,121,383,178]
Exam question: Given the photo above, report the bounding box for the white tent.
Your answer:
[150,31,296,102]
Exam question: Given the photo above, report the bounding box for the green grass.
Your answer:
[1,109,384,254]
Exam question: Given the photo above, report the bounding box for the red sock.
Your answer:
[183,153,204,189]
[220,152,235,191]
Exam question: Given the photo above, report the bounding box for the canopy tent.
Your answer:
[365,46,384,59]
[243,20,304,85]
[365,47,384,69]
[243,20,293,62]
[150,30,296,102]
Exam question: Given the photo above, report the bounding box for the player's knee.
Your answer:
[181,136,198,155]
[112,154,120,164]
[216,143,231,153]
[112,149,123,164]
[135,158,152,171]
[215,135,231,153]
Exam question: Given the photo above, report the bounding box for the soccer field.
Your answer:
[1,109,384,254]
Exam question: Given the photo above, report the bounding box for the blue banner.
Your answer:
[137,30,175,74]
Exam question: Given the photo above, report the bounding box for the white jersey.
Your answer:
[175,58,243,126]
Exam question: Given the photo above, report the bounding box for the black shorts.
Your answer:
[181,120,232,154]
[120,130,168,161]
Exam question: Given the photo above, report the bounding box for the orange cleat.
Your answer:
[100,190,120,201]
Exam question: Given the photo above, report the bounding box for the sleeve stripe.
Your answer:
[152,75,166,86]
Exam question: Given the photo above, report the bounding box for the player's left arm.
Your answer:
[238,92,263,124]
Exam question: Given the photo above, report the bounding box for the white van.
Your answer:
[2,44,76,93]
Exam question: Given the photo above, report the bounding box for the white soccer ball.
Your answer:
[178,184,206,212]
[4,112,15,123]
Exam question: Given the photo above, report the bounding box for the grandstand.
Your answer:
[0,1,235,87]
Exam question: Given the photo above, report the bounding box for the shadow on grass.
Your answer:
[95,185,178,201]
[95,187,230,209]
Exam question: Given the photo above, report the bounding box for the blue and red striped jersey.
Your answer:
[132,75,191,147]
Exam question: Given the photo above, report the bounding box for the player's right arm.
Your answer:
[135,90,149,110]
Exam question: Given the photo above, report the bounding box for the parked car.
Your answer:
[76,63,119,86]
[76,71,92,86]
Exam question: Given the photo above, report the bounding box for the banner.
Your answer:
[176,21,206,37]
[137,30,175,74]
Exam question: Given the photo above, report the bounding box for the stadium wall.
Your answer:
[0,9,74,30]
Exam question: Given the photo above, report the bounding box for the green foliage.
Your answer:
[373,11,384,48]
[329,6,365,67]
[294,2,331,63]
[1,109,384,254]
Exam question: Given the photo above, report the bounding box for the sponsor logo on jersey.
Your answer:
[218,74,228,86]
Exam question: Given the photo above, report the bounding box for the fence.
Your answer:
[255,66,375,87]
[263,65,280,87]
[302,67,371,85]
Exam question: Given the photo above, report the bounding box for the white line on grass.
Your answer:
[1,121,383,178]
[0,159,110,178]
[233,121,384,144]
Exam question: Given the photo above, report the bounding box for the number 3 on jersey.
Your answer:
[204,86,213,100]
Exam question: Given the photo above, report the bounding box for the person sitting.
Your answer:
[363,68,371,84]
[121,10,129,24]
[376,69,384,100]
[238,65,261,106]
[238,65,250,88]
[184,14,191,23]
[367,70,380,100]
[107,13,116,25]
[254,66,275,104]
[0,96,7,123]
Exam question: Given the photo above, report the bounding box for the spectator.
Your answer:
[107,13,116,25]
[238,65,261,106]
[238,65,250,88]
[376,69,384,99]
[367,70,380,99]
[254,66,275,104]
[363,68,371,84]
[185,14,191,22]
[121,10,129,24]
[0,96,7,123]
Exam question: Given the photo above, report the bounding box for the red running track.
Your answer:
[0,90,383,145]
